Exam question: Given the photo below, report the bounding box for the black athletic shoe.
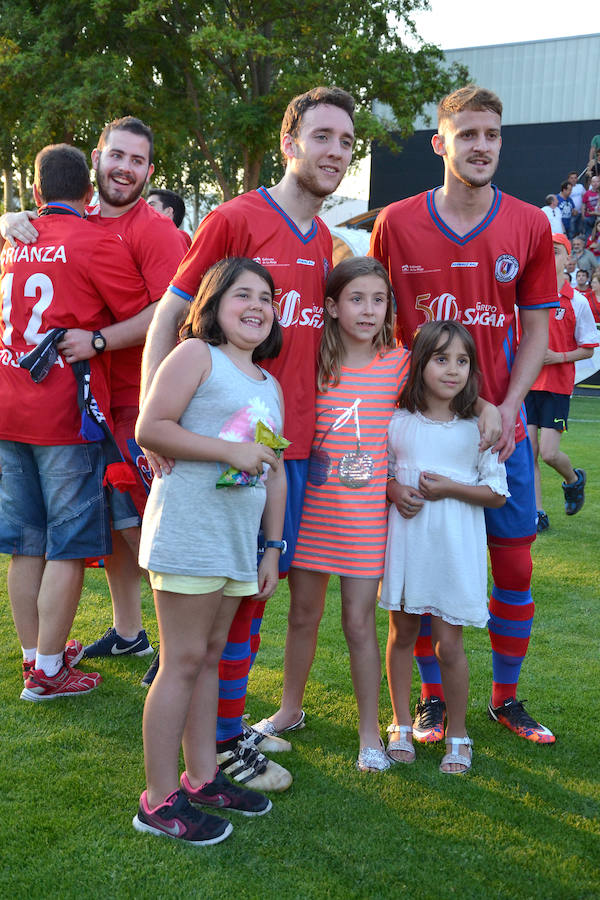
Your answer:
[141,647,160,687]
[412,696,446,743]
[84,627,154,658]
[181,768,272,816]
[563,468,586,516]
[536,510,550,533]
[487,697,555,743]
[133,789,232,845]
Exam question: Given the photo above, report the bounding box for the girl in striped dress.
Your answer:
[253,257,410,772]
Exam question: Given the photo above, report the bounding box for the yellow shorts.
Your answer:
[148,571,258,597]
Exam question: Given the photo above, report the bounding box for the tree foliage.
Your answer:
[0,0,467,209]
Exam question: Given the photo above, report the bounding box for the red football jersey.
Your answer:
[171,187,333,459]
[0,214,149,444]
[371,188,557,437]
[530,282,599,394]
[87,199,188,406]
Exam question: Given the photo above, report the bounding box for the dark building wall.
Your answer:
[369,120,600,209]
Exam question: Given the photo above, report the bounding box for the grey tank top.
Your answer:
[139,343,282,580]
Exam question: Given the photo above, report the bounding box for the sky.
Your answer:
[337,1,596,202]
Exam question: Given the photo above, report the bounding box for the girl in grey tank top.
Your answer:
[133,259,287,835]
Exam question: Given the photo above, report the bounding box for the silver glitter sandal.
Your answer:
[252,710,306,737]
[386,724,416,764]
[439,735,473,774]
[356,738,391,772]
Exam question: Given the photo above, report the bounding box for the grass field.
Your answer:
[1,397,599,899]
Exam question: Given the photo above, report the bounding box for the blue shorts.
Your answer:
[485,437,536,544]
[0,440,111,560]
[525,390,570,432]
[259,458,308,576]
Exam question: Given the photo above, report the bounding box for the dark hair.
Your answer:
[148,188,186,227]
[34,144,91,203]
[400,320,480,418]
[560,180,571,192]
[97,116,154,164]
[280,86,355,163]
[180,257,282,362]
[438,84,502,128]
[319,256,395,391]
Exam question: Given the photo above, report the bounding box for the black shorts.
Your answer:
[525,390,570,432]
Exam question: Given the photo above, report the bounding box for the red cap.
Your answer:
[552,232,571,255]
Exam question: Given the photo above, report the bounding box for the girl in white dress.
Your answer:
[380,321,509,774]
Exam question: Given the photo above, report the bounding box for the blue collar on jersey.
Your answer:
[38,202,84,218]
[257,186,318,243]
[426,185,501,245]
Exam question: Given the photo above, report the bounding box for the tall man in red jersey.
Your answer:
[141,87,355,790]
[2,119,189,660]
[371,85,558,745]
[0,144,151,699]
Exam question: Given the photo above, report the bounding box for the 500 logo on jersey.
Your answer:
[273,289,323,329]
[415,292,507,328]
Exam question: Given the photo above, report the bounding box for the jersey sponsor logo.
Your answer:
[296,258,315,266]
[494,254,519,283]
[252,256,289,268]
[555,308,566,320]
[400,264,441,274]
[451,261,478,268]
[273,289,323,329]
[415,293,506,329]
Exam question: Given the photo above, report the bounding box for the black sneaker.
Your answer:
[181,768,272,816]
[133,789,232,845]
[412,696,446,743]
[84,627,154,658]
[563,468,586,516]
[141,647,159,687]
[536,510,550,533]
[487,697,555,743]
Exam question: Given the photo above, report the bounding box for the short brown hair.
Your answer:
[280,86,355,161]
[97,116,154,164]
[438,85,502,129]
[180,257,282,363]
[34,144,91,203]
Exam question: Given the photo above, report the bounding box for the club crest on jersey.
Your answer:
[555,308,566,320]
[494,254,519,283]
[323,258,330,279]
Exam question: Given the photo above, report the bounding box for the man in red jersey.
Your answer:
[2,118,189,662]
[140,87,355,791]
[371,85,558,751]
[0,144,151,700]
[526,232,598,532]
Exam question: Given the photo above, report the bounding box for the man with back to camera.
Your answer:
[0,144,152,699]
[371,85,558,754]
[1,118,189,663]
[140,86,356,792]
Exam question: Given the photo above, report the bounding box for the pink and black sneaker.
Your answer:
[133,789,232,845]
[181,768,272,816]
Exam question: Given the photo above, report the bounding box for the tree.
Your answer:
[0,0,467,207]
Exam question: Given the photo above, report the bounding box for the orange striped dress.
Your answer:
[292,347,411,577]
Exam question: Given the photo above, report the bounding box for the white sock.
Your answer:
[35,652,63,677]
[22,647,37,663]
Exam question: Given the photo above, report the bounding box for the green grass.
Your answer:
[1,397,599,899]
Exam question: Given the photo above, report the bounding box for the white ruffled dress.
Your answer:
[379,409,510,627]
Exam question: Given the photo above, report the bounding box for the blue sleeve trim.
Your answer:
[517,299,560,309]
[169,285,194,302]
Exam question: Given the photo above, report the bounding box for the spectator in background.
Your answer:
[572,235,597,277]
[588,135,600,167]
[566,253,577,286]
[557,181,575,238]
[567,171,585,235]
[585,268,600,322]
[575,267,591,295]
[541,194,564,233]
[147,188,192,247]
[582,175,600,239]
